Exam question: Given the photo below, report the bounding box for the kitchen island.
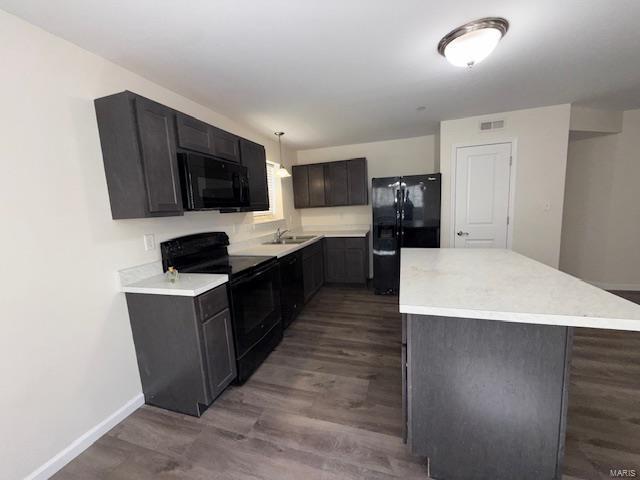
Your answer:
[399,248,640,480]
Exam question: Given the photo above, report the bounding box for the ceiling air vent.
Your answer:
[479,119,505,132]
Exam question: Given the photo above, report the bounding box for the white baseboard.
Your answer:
[25,393,144,480]
[587,281,640,291]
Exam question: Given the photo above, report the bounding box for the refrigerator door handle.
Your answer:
[397,186,405,247]
[395,187,402,244]
[402,187,409,220]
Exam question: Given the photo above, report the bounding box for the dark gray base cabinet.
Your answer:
[324,235,369,284]
[302,240,324,303]
[125,284,236,417]
[292,158,368,209]
[404,314,572,480]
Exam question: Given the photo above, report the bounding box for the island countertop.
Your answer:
[399,248,640,331]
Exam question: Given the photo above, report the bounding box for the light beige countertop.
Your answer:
[231,226,370,258]
[231,235,323,258]
[296,228,370,238]
[122,273,228,297]
[119,226,370,291]
[399,248,640,331]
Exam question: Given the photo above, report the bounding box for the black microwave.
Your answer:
[178,152,249,210]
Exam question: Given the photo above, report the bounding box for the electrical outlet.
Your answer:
[143,233,156,251]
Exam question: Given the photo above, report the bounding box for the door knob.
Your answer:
[457,231,469,237]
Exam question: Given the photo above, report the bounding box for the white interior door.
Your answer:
[454,143,512,248]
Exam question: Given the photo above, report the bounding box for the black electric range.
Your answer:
[181,255,276,278]
[161,232,274,278]
[161,232,282,384]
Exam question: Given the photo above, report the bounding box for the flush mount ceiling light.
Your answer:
[438,17,509,68]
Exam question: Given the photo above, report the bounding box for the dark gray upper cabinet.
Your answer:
[239,139,269,211]
[326,161,348,206]
[176,113,214,155]
[96,90,271,219]
[135,97,183,214]
[95,91,183,219]
[210,126,240,163]
[324,235,369,284]
[176,116,240,162]
[347,158,368,205]
[308,164,327,207]
[292,165,310,208]
[291,158,368,209]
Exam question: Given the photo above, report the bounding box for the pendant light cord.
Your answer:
[275,131,285,167]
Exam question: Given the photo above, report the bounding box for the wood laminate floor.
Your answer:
[563,291,640,480]
[53,287,640,480]
[53,286,428,480]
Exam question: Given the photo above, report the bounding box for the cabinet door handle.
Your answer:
[457,231,469,237]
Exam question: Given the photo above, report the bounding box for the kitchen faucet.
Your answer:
[274,227,289,242]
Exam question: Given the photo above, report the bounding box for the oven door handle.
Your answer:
[231,262,275,287]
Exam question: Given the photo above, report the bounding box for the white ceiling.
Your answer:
[2,0,640,149]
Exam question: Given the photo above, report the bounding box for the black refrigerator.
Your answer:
[372,173,441,294]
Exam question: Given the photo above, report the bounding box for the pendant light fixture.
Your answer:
[275,132,291,178]
[438,17,509,68]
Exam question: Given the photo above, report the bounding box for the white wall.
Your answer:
[295,135,439,228]
[570,105,623,134]
[440,104,571,267]
[560,109,640,290]
[0,10,298,480]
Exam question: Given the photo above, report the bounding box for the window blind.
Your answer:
[255,161,277,216]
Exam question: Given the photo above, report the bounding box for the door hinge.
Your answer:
[507,215,510,225]
[509,156,513,166]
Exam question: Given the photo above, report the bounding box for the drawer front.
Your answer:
[324,237,346,250]
[345,237,365,249]
[302,239,323,259]
[197,285,229,321]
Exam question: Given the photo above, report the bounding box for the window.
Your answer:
[254,161,277,217]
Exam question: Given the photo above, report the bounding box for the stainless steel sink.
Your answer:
[262,239,308,245]
[283,235,316,240]
[262,234,318,245]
